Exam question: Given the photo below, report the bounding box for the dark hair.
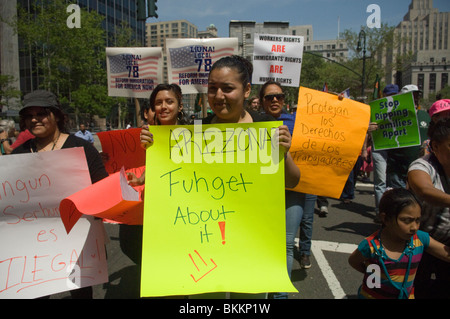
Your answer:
[139,99,151,121]
[379,188,421,226]
[428,117,450,149]
[259,80,283,103]
[209,55,253,88]
[149,83,187,125]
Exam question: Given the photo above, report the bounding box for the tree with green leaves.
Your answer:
[0,75,21,113]
[9,0,130,127]
[297,23,405,102]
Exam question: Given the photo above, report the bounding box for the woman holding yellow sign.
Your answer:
[140,56,300,299]
[141,56,299,189]
[202,56,300,189]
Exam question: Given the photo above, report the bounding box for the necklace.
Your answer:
[31,132,61,153]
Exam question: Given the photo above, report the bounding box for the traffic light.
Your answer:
[148,0,158,18]
[137,0,146,21]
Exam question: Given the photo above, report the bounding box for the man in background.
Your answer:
[75,123,94,145]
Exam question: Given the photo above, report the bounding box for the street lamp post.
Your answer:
[356,30,366,101]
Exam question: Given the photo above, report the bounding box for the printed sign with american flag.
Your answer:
[106,47,163,99]
[166,38,238,94]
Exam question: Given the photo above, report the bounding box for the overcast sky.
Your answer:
[151,0,450,40]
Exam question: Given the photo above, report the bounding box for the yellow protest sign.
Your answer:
[289,87,370,198]
[141,122,297,297]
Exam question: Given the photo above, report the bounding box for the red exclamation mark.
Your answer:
[218,221,226,245]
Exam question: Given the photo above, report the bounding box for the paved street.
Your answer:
[288,181,378,299]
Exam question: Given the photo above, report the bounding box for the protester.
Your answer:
[360,135,373,183]
[130,83,186,186]
[0,119,17,154]
[139,100,156,126]
[429,98,450,121]
[0,123,11,155]
[366,84,399,221]
[257,80,314,299]
[74,123,94,144]
[348,188,450,299]
[421,99,450,156]
[11,90,108,298]
[246,96,261,113]
[140,56,300,299]
[408,117,450,298]
[317,196,329,217]
[142,58,299,188]
[386,84,430,188]
[206,56,300,298]
[114,84,187,298]
[340,154,364,204]
[202,56,299,187]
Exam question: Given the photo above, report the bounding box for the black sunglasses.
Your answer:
[22,108,51,120]
[264,93,285,102]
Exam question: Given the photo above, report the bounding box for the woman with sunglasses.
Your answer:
[260,80,316,299]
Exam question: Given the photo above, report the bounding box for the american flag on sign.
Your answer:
[166,39,238,94]
[169,46,236,78]
[169,46,197,69]
[109,54,159,90]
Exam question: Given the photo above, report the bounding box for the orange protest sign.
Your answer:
[59,167,143,233]
[96,128,145,174]
[288,87,370,198]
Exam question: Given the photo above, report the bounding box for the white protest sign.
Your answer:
[252,34,304,87]
[0,148,108,299]
[106,47,163,98]
[166,38,238,94]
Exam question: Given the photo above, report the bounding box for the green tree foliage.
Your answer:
[10,0,128,122]
[421,85,450,109]
[298,24,399,101]
[300,52,326,90]
[340,24,397,99]
[0,75,21,110]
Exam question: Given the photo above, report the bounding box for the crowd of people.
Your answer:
[0,54,449,299]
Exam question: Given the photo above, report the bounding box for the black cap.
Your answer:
[20,90,60,115]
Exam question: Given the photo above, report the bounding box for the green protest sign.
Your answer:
[369,92,420,151]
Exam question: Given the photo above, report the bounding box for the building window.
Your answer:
[418,74,424,92]
[429,73,436,92]
[442,73,448,89]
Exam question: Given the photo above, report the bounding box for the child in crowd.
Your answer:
[348,188,450,299]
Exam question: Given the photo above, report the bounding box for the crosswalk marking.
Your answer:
[310,240,358,299]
